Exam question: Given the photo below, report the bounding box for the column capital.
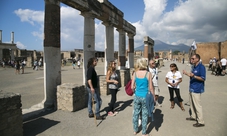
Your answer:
[80,11,96,19]
[102,21,113,27]
[45,0,60,5]
[116,28,125,33]
[127,33,135,38]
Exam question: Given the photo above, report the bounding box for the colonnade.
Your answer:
[42,0,136,108]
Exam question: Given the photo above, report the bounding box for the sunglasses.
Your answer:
[170,66,175,67]
[191,58,196,60]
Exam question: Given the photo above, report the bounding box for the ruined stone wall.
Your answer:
[196,40,227,64]
[0,92,23,136]
[221,40,227,58]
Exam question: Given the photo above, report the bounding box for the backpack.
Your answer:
[125,79,133,96]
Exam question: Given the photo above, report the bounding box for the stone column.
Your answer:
[81,12,96,85]
[42,0,61,109]
[144,41,149,60]
[0,49,2,61]
[127,33,134,69]
[150,44,154,59]
[33,50,37,61]
[103,22,114,74]
[0,30,2,43]
[117,29,126,70]
[11,31,14,43]
[10,49,15,60]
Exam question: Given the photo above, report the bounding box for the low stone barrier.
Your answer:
[0,91,23,136]
[57,83,87,112]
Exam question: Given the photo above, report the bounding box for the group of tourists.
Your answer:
[209,57,226,76]
[86,53,206,136]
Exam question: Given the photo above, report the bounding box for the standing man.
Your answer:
[86,57,103,120]
[183,54,206,127]
[220,57,227,75]
[148,59,162,107]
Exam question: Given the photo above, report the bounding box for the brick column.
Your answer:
[43,0,61,109]
[81,12,96,85]
[117,29,126,70]
[103,22,114,75]
[127,33,134,68]
[144,41,149,60]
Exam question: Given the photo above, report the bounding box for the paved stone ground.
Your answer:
[0,60,227,136]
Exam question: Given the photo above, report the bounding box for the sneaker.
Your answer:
[96,116,105,120]
[108,112,115,116]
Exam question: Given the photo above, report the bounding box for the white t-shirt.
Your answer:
[149,67,158,86]
[165,71,182,89]
[221,58,227,66]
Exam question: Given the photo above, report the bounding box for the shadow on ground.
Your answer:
[23,117,60,136]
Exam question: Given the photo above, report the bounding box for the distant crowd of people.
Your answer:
[208,57,226,76]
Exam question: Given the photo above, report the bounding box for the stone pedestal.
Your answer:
[0,91,23,136]
[99,75,110,96]
[57,83,87,112]
[119,69,130,87]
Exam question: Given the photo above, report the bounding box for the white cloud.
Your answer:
[16,41,27,49]
[14,9,44,25]
[14,0,227,51]
[139,0,227,47]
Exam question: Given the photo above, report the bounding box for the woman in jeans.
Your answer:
[106,61,119,116]
[165,63,185,111]
[86,57,103,120]
[131,58,155,136]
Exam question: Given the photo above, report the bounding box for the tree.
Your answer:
[173,50,180,55]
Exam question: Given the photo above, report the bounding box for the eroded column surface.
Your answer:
[127,33,134,68]
[43,0,61,108]
[81,12,96,85]
[144,41,149,60]
[103,22,114,74]
[117,29,126,70]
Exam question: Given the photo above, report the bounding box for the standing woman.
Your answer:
[86,57,103,120]
[165,63,185,111]
[131,58,155,136]
[106,61,119,116]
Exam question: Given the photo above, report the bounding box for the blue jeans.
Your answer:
[87,87,102,116]
[133,96,148,135]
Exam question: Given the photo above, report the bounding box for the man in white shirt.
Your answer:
[220,57,227,75]
[148,59,162,107]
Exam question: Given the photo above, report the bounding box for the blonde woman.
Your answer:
[131,58,155,136]
[106,61,119,116]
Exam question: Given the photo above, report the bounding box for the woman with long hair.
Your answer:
[165,63,185,111]
[131,58,155,136]
[106,61,119,116]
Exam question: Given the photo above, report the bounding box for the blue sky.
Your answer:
[0,0,227,51]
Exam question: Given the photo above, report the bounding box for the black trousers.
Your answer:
[168,87,183,102]
[108,88,118,112]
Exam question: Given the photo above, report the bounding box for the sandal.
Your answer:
[170,105,174,109]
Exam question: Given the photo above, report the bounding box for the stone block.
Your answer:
[57,83,87,112]
[0,91,23,136]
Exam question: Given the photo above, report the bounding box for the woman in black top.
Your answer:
[86,57,103,120]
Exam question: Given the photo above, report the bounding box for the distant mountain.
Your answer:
[135,40,190,53]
